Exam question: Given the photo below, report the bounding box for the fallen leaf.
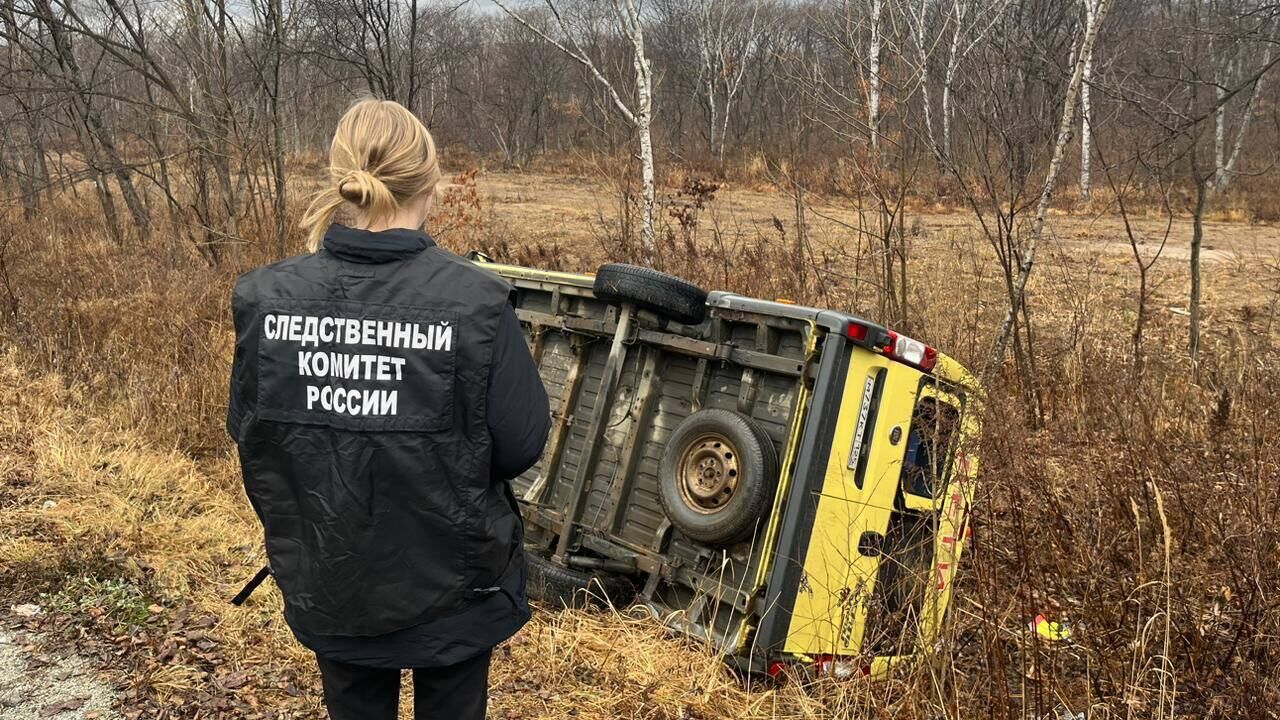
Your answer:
[39,696,87,716]
[11,604,42,618]
[219,669,251,689]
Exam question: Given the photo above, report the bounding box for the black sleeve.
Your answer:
[487,306,551,479]
[227,345,245,441]
[226,279,253,442]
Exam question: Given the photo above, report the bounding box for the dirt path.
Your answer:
[0,611,120,720]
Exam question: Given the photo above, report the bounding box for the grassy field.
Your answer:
[1,169,1278,719]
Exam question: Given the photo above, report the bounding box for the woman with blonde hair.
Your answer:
[226,98,550,720]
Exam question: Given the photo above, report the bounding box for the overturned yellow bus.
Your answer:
[481,259,979,678]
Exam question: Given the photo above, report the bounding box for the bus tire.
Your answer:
[525,552,633,609]
[658,409,779,546]
[592,263,708,325]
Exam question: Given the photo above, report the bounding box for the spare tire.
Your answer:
[593,263,708,325]
[658,409,780,546]
[526,552,634,609]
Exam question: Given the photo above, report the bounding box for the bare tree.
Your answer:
[244,0,290,252]
[29,0,151,241]
[0,0,52,219]
[693,0,764,167]
[810,0,903,162]
[1097,139,1173,375]
[493,0,659,250]
[989,0,1113,368]
[1213,22,1275,192]
[1100,0,1280,368]
[903,0,941,162]
[311,0,412,103]
[940,0,1008,164]
[472,14,570,168]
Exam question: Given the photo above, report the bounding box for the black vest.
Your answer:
[230,225,520,637]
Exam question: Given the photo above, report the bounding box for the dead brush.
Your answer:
[1,172,1279,718]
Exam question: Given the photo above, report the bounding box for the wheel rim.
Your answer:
[677,432,740,514]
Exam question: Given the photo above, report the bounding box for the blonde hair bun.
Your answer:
[300,98,443,252]
[337,169,385,208]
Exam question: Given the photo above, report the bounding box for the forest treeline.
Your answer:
[3,0,1277,235]
[3,5,1280,716]
[1,0,1277,377]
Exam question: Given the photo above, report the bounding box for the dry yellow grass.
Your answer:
[0,354,904,719]
[2,171,1278,718]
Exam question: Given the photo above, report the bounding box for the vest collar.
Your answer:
[322,223,435,264]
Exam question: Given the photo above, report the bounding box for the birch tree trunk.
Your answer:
[628,0,657,250]
[868,0,883,158]
[494,0,658,250]
[695,0,759,166]
[1079,0,1097,200]
[1216,43,1272,193]
[943,25,959,162]
[907,0,941,162]
[1213,56,1228,189]
[700,29,718,161]
[696,0,717,160]
[989,0,1112,368]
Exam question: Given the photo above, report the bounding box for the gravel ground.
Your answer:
[0,627,120,720]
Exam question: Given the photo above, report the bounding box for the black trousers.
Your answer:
[315,650,491,720]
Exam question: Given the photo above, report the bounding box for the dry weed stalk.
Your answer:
[0,177,1277,718]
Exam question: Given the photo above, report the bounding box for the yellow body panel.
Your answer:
[782,351,911,656]
[920,354,981,648]
[483,262,595,288]
[783,348,980,673]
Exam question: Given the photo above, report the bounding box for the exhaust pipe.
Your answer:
[565,555,636,574]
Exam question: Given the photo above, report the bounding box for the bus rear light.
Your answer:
[920,346,939,371]
[846,321,892,350]
[846,321,937,372]
[886,331,938,372]
[813,654,871,679]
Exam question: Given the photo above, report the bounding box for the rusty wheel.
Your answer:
[659,410,779,545]
[677,433,742,513]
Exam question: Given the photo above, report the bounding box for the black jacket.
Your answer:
[228,225,550,663]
